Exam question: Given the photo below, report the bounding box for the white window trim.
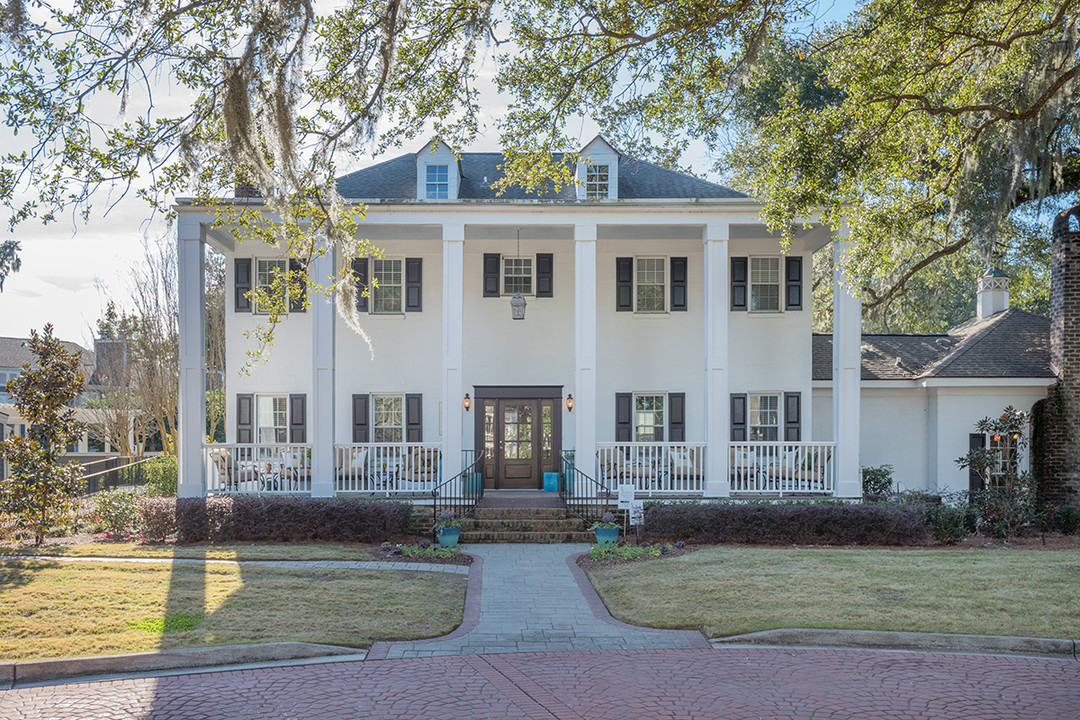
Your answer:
[253,258,288,315]
[634,256,668,314]
[748,392,781,442]
[632,392,667,442]
[425,164,449,199]
[370,256,405,314]
[371,393,405,443]
[586,164,610,199]
[748,255,783,314]
[255,393,289,445]
[501,256,535,297]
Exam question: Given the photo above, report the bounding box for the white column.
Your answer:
[704,223,730,497]
[833,232,862,497]
[177,216,206,498]
[310,243,336,497]
[442,223,465,486]
[574,224,598,477]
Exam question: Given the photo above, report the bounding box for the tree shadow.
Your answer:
[0,558,57,593]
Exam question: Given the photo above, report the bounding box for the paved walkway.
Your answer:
[369,544,707,658]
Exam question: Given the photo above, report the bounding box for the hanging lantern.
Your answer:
[510,293,527,320]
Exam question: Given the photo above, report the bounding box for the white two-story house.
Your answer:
[173,137,1055,501]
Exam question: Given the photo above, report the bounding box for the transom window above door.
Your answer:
[372,258,403,313]
[502,257,533,295]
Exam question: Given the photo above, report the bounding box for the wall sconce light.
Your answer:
[463,393,472,411]
[510,293,527,320]
[566,394,574,412]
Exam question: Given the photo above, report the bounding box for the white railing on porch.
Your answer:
[596,443,707,495]
[335,443,442,495]
[204,444,312,494]
[730,441,836,494]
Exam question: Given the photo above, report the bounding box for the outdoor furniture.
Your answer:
[210,447,238,491]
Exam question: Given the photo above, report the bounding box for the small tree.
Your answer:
[0,325,87,545]
[956,406,1036,538]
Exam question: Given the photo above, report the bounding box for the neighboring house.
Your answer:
[172,136,1060,501]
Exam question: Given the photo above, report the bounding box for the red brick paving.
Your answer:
[2,648,1078,719]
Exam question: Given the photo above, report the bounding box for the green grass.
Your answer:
[584,547,1080,639]
[0,543,377,561]
[0,559,465,661]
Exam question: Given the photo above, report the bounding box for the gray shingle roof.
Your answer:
[0,336,94,377]
[336,152,745,201]
[813,309,1054,381]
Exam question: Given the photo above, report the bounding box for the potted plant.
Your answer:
[434,511,462,547]
[590,512,620,546]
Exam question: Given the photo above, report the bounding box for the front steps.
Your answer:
[458,506,594,543]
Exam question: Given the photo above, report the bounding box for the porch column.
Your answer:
[442,223,465,486]
[833,231,862,497]
[703,222,730,497]
[574,223,597,477]
[310,243,336,496]
[177,216,206,498]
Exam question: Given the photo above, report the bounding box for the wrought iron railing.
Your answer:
[560,450,612,527]
[430,450,484,538]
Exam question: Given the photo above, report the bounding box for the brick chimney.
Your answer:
[976,267,1009,320]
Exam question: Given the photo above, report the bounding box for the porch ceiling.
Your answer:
[730,223,834,253]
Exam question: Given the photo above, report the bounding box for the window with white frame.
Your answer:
[257,395,288,444]
[372,258,403,313]
[586,164,610,199]
[372,394,404,442]
[636,257,666,312]
[987,432,1020,490]
[255,259,287,313]
[749,394,779,441]
[426,164,449,199]
[0,367,19,402]
[750,257,781,312]
[502,257,533,295]
[634,393,665,442]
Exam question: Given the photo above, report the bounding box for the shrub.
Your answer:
[1054,505,1080,535]
[143,456,178,497]
[137,496,177,541]
[174,496,413,543]
[861,465,894,501]
[93,488,141,540]
[643,502,927,546]
[971,486,1036,538]
[926,504,968,544]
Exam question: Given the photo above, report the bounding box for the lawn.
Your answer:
[0,559,465,661]
[584,547,1080,639]
[0,543,377,561]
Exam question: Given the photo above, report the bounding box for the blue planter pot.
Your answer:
[436,527,460,547]
[594,527,619,547]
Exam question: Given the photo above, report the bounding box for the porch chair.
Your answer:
[210,447,238,492]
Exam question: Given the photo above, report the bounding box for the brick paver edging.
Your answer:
[566,552,711,649]
[366,553,484,660]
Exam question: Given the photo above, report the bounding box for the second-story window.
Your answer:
[426,164,449,199]
[636,257,666,312]
[255,259,287,314]
[372,258,403,313]
[750,257,781,312]
[586,164,609,199]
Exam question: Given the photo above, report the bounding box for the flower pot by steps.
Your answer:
[594,527,619,547]
[436,527,460,547]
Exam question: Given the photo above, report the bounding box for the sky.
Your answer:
[0,1,859,350]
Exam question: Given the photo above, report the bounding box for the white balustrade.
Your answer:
[595,443,706,495]
[335,443,442,495]
[203,444,312,494]
[729,441,836,495]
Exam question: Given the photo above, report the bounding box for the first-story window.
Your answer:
[426,164,449,199]
[987,433,1020,490]
[636,257,666,312]
[372,394,404,442]
[503,257,533,295]
[750,257,781,312]
[749,393,779,441]
[634,393,665,441]
[586,164,610,199]
[372,258,403,313]
[257,395,288,444]
[255,259,287,314]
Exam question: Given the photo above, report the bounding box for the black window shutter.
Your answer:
[731,257,748,311]
[288,259,306,313]
[234,258,252,312]
[668,393,686,442]
[670,257,688,311]
[405,393,423,442]
[615,393,633,441]
[352,394,370,443]
[785,256,803,311]
[969,433,986,493]
[536,253,554,298]
[784,392,801,442]
[483,253,500,297]
[236,394,254,443]
[730,393,747,441]
[352,258,368,313]
[289,394,307,443]
[405,258,422,312]
[616,257,633,311]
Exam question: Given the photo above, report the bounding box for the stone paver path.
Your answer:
[3,648,1077,719]
[369,544,706,658]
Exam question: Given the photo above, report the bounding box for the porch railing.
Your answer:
[431,449,484,537]
[205,444,312,494]
[561,450,612,527]
[729,441,836,495]
[596,443,706,495]
[335,443,443,495]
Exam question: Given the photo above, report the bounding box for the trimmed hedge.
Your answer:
[175,497,413,544]
[644,502,927,546]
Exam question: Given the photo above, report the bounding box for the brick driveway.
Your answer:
[3,647,1077,719]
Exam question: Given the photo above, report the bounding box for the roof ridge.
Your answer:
[922,311,1012,377]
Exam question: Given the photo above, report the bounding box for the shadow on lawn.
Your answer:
[0,558,57,593]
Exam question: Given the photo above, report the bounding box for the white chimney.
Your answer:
[976,267,1009,320]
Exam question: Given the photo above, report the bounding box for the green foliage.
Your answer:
[957,407,1038,538]
[0,239,20,291]
[206,389,226,443]
[926,505,969,545]
[93,488,141,540]
[1051,505,1080,535]
[398,543,461,559]
[861,465,894,500]
[589,543,662,561]
[129,612,205,634]
[0,325,87,545]
[142,456,178,497]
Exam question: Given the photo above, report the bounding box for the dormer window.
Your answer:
[586,164,610,199]
[426,165,449,199]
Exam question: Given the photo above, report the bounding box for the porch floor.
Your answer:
[476,490,566,509]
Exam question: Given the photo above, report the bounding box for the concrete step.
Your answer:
[459,518,587,533]
[472,506,570,520]
[458,530,596,543]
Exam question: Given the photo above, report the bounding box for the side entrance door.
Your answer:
[496,399,539,489]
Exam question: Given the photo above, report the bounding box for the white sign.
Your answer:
[629,500,645,526]
[617,484,635,509]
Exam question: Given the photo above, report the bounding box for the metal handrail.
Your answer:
[430,450,484,539]
[559,450,612,526]
[81,455,161,495]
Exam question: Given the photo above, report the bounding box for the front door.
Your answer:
[496,400,539,489]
